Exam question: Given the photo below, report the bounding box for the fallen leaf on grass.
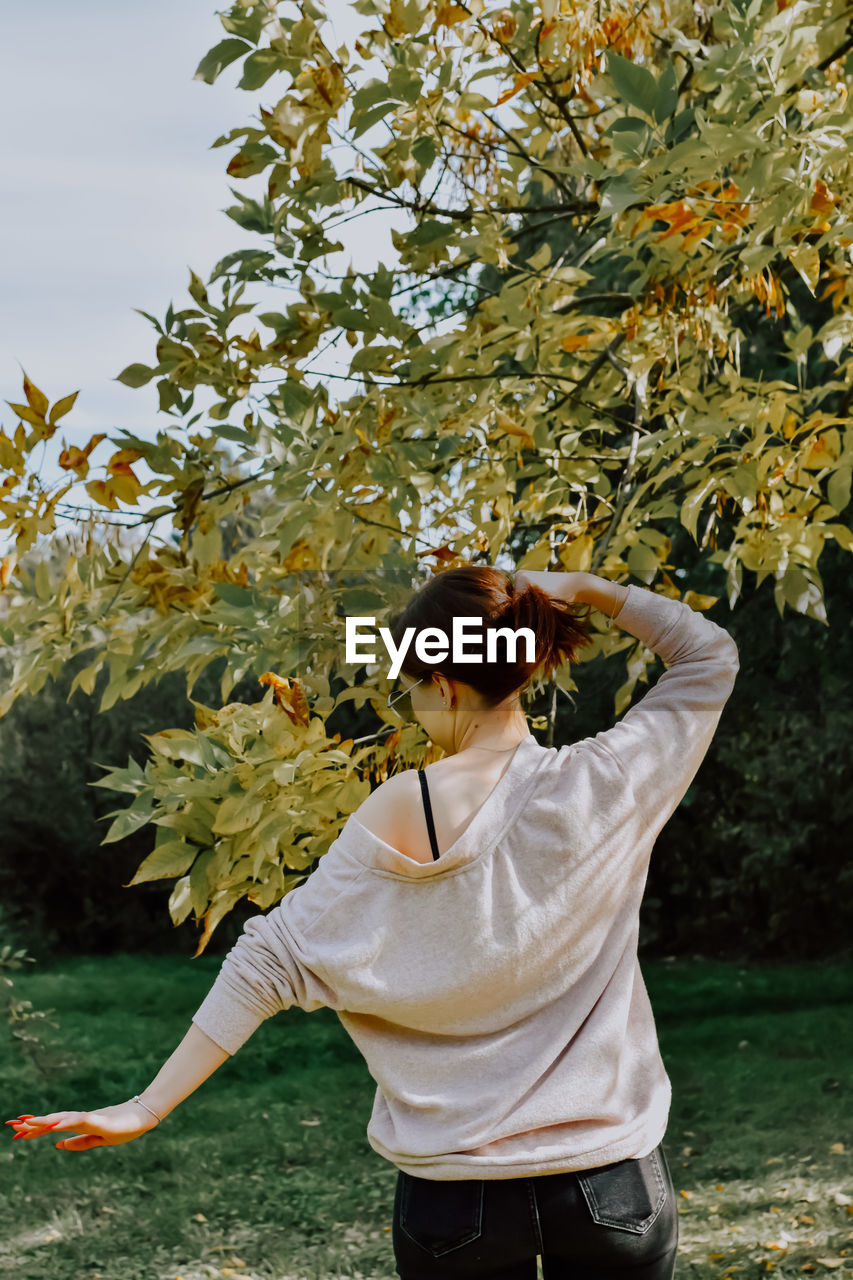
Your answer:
[815,1260,845,1269]
[829,1143,845,1154]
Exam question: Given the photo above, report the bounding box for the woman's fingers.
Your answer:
[55,1133,105,1151]
[9,1113,66,1126]
[9,1112,86,1138]
[7,1102,155,1149]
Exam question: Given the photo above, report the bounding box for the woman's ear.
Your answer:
[434,674,454,709]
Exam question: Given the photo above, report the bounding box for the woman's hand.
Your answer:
[5,1100,159,1151]
[515,569,590,604]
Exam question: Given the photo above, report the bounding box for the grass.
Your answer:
[0,954,851,1280]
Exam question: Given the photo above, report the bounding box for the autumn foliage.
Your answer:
[1,0,852,951]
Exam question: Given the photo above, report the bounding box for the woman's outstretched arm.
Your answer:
[6,1022,230,1152]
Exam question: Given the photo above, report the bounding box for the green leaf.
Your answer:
[193,38,251,86]
[212,581,262,606]
[827,466,851,514]
[168,875,194,926]
[654,60,679,123]
[188,270,209,306]
[101,803,155,845]
[190,847,216,913]
[125,839,198,885]
[352,100,401,138]
[679,476,717,542]
[824,522,853,551]
[116,363,155,388]
[219,7,266,42]
[143,729,210,766]
[597,172,646,216]
[606,51,659,117]
[212,793,265,835]
[237,48,285,90]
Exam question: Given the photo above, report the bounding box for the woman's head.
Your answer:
[387,562,594,752]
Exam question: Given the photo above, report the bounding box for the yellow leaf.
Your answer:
[259,672,310,725]
[810,179,837,215]
[1,554,17,588]
[493,409,535,448]
[829,1142,845,1154]
[561,332,611,352]
[0,428,23,471]
[801,429,840,469]
[491,8,516,40]
[557,533,592,572]
[496,71,540,105]
[22,370,49,417]
[48,390,80,425]
[85,479,120,511]
[107,472,143,506]
[788,244,821,295]
[434,3,468,26]
[108,447,145,470]
[6,401,47,428]
[58,432,106,478]
[682,591,719,611]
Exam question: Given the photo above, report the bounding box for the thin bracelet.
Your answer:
[131,1095,162,1123]
[607,584,627,627]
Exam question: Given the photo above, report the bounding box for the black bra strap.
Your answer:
[417,768,441,861]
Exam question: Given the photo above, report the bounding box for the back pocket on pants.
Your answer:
[576,1146,668,1235]
[398,1172,485,1257]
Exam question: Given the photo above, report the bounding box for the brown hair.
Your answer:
[388,563,595,707]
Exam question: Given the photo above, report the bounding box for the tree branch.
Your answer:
[345,175,594,220]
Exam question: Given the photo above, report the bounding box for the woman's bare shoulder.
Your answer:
[353,769,422,845]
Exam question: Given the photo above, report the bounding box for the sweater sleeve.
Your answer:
[189,857,347,1054]
[589,582,740,841]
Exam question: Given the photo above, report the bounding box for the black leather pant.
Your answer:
[392,1142,679,1280]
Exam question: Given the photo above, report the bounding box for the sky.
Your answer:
[0,0,394,559]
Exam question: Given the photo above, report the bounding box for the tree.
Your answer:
[1,0,851,954]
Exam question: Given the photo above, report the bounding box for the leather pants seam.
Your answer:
[527,1178,545,1255]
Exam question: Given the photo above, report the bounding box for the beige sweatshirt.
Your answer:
[191,582,740,1179]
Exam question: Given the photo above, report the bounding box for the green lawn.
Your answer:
[1,955,851,1280]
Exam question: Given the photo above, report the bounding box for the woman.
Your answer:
[8,566,739,1280]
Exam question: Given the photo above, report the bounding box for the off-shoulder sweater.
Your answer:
[191,582,740,1179]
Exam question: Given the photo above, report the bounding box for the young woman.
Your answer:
[8,566,739,1280]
